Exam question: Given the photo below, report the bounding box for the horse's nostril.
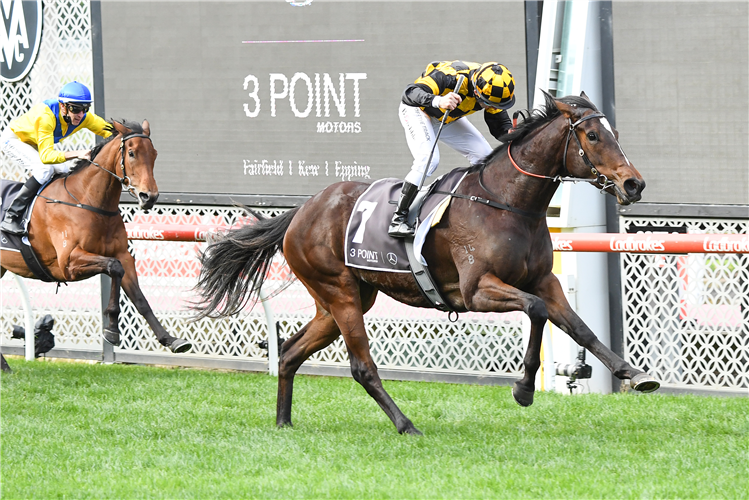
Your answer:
[624,178,645,196]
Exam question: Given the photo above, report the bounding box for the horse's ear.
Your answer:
[111,119,130,136]
[580,91,594,106]
[554,99,581,120]
[141,119,150,137]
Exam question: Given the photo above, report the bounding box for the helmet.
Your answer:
[58,81,92,104]
[472,63,516,109]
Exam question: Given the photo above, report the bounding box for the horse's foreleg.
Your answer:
[117,252,192,354]
[66,249,125,346]
[535,273,660,392]
[466,274,550,406]
[276,305,341,428]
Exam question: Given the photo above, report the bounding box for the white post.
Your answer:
[259,286,278,376]
[542,323,555,391]
[13,274,35,361]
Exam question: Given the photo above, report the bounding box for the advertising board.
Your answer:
[101,1,527,197]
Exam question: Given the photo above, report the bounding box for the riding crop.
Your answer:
[417,74,465,191]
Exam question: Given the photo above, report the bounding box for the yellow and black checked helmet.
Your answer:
[472,63,516,109]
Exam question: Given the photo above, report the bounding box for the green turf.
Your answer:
[2,359,747,499]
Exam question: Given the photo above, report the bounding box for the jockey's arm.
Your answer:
[82,113,114,139]
[403,83,462,111]
[485,108,512,141]
[35,119,68,165]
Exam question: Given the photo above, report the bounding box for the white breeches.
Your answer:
[398,102,493,186]
[0,127,71,184]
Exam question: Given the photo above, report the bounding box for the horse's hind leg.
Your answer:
[0,267,15,372]
[1,354,12,373]
[328,296,422,435]
[277,303,341,428]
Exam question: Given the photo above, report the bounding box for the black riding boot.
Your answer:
[388,181,419,238]
[1,177,42,235]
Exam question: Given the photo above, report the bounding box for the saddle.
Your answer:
[0,179,59,282]
[344,168,470,311]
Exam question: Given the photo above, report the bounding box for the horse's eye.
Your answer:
[587,132,598,142]
[128,150,135,158]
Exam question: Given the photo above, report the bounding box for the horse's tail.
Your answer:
[192,207,300,320]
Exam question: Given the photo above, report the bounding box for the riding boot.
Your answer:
[1,177,42,235]
[388,181,419,238]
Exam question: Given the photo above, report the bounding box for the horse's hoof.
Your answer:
[398,422,423,436]
[102,328,121,347]
[169,338,193,354]
[512,382,535,407]
[631,373,660,393]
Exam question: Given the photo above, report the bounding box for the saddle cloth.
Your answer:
[0,179,55,282]
[344,168,469,272]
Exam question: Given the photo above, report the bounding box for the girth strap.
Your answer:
[40,196,119,217]
[402,184,456,313]
[404,235,455,313]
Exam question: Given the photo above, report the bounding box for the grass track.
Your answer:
[2,359,747,499]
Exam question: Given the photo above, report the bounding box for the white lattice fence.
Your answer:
[1,0,102,348]
[116,203,526,378]
[1,0,97,181]
[621,218,749,392]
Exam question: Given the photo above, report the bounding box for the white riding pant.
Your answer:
[0,127,72,184]
[398,102,493,186]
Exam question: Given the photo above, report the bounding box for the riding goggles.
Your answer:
[66,103,90,114]
[473,88,515,110]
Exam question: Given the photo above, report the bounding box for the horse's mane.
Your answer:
[70,119,144,171]
[468,93,599,173]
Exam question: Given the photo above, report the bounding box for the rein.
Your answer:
[41,132,152,217]
[436,110,618,219]
[508,112,617,192]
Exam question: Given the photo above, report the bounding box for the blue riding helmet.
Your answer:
[58,81,92,104]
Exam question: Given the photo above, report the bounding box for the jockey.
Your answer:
[0,81,113,235]
[389,61,516,238]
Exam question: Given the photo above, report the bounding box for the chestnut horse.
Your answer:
[194,92,659,435]
[1,119,191,358]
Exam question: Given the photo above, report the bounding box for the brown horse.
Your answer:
[194,92,659,435]
[1,119,192,357]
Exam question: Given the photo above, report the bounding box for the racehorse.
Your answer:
[1,119,192,363]
[193,92,659,435]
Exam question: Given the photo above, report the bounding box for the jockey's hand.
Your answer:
[63,150,90,161]
[433,91,462,111]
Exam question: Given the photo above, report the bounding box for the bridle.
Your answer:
[439,109,620,220]
[507,112,617,193]
[92,132,153,197]
[42,132,153,217]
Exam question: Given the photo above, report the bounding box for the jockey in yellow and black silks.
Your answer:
[390,61,516,238]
